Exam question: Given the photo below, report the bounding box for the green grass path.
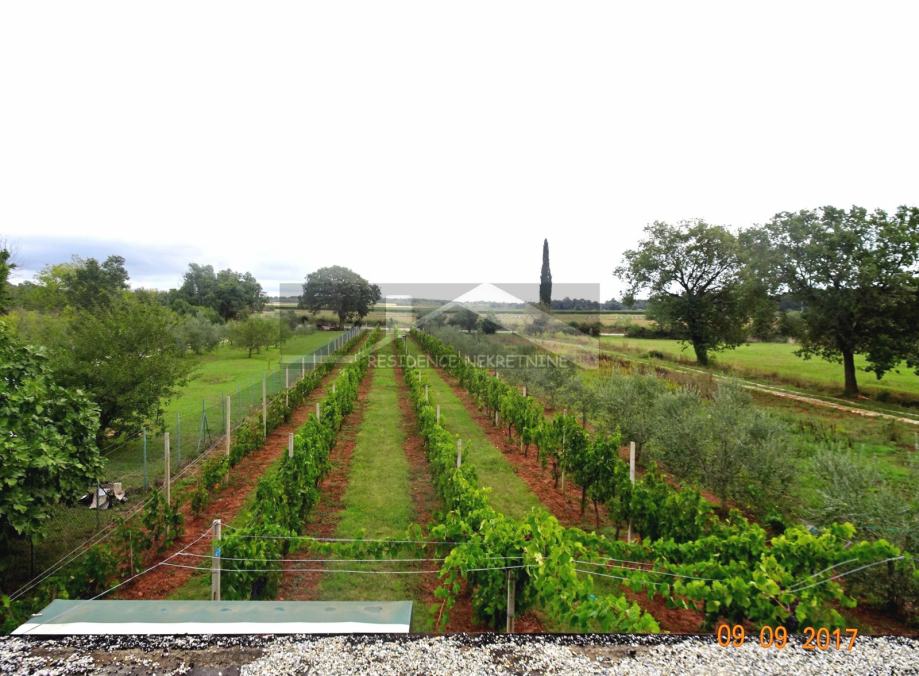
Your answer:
[317,354,436,630]
[405,338,545,520]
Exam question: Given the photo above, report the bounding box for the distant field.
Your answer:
[601,336,919,403]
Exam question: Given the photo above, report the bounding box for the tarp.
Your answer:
[13,599,413,635]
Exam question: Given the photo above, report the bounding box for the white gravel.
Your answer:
[1,634,917,675]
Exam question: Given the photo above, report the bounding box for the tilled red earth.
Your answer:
[117,363,350,601]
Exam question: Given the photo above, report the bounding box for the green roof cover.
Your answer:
[14,599,413,635]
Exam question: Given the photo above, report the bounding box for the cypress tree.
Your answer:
[539,238,552,308]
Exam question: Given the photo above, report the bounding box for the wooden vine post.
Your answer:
[211,518,222,601]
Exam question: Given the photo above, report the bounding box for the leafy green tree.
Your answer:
[228,315,275,357]
[0,245,13,314]
[764,206,919,395]
[27,256,129,310]
[480,314,500,335]
[299,265,380,328]
[51,293,191,444]
[450,307,479,332]
[65,255,129,308]
[173,312,225,354]
[177,263,266,321]
[705,383,795,514]
[617,220,750,365]
[0,324,102,545]
[648,389,710,481]
[594,373,666,465]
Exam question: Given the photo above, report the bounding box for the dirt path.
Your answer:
[118,357,355,600]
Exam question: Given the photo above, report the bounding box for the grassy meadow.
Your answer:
[601,336,919,404]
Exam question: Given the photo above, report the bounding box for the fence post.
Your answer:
[285,365,290,409]
[436,404,441,424]
[225,396,231,458]
[262,376,268,440]
[142,428,148,491]
[332,382,336,395]
[288,432,294,459]
[627,441,636,543]
[316,402,321,420]
[523,384,527,397]
[301,356,305,379]
[211,519,221,601]
[456,439,462,468]
[164,432,171,505]
[506,568,516,633]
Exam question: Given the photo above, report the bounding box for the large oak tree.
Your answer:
[764,205,919,396]
[299,266,380,328]
[616,220,749,365]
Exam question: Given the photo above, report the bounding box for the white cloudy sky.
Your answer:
[2,1,917,300]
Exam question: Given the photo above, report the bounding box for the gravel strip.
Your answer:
[1,633,917,675]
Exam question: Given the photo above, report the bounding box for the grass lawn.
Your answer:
[317,358,436,631]
[405,339,546,520]
[601,336,919,404]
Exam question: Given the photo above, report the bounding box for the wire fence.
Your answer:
[7,328,361,595]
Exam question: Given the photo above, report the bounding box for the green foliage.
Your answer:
[0,324,102,545]
[450,307,479,332]
[593,373,666,464]
[617,220,751,365]
[48,292,192,444]
[647,389,709,481]
[0,246,13,314]
[299,265,381,327]
[764,205,919,395]
[540,238,552,308]
[173,312,225,354]
[28,255,129,310]
[177,263,266,321]
[227,315,276,358]
[141,490,183,553]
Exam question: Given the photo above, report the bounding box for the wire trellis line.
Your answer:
[574,559,719,582]
[173,552,525,564]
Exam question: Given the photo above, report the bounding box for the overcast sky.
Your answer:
[2,1,918,300]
